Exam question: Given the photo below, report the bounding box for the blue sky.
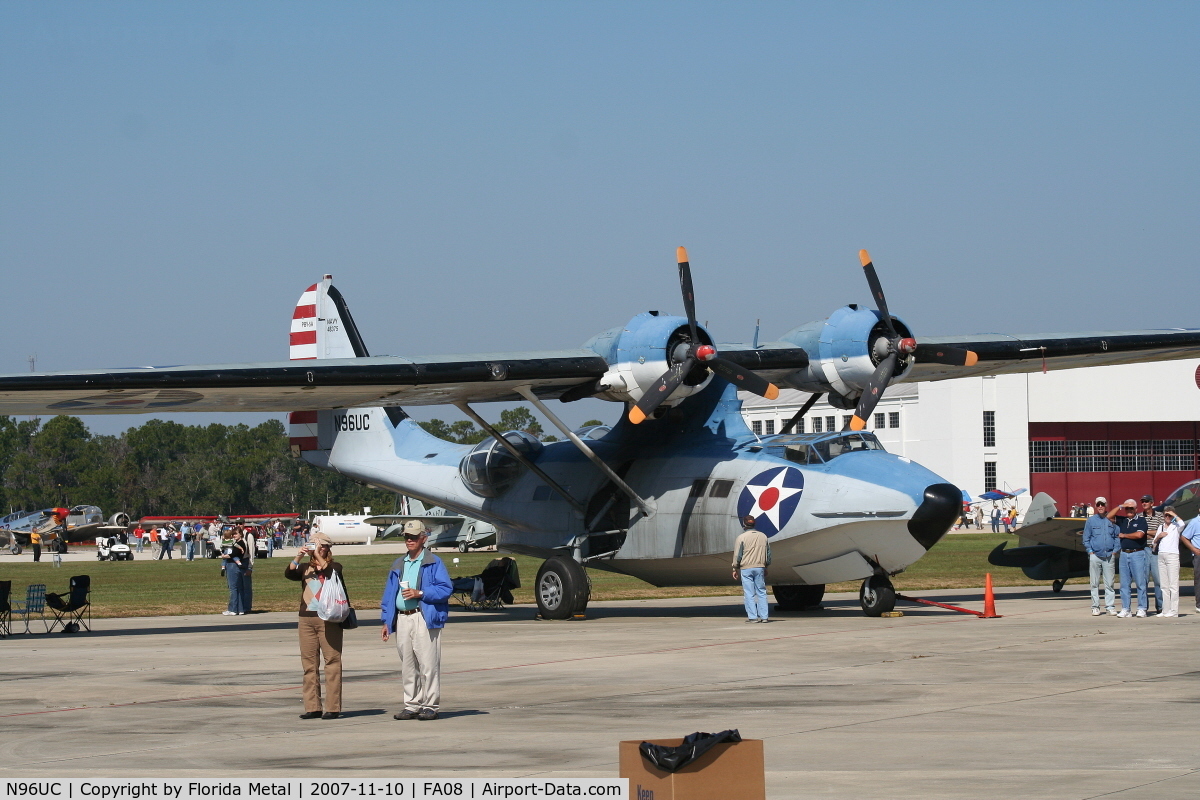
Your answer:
[2,2,1197,434]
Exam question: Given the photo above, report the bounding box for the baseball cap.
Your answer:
[309,532,334,547]
[1094,496,1107,505]
[402,520,429,536]
[1141,494,1154,502]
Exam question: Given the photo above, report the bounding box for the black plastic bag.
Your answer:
[639,729,742,773]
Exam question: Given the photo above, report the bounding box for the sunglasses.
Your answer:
[403,534,423,541]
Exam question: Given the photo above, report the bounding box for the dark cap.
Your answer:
[1141,495,1154,502]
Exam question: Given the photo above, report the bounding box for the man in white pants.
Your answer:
[380,521,453,721]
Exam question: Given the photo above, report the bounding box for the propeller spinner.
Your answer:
[628,248,780,424]
[848,250,978,430]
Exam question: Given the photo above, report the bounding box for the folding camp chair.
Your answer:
[12,583,48,634]
[456,557,521,610]
[0,581,11,637]
[46,575,91,633]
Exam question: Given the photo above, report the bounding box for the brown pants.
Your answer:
[298,615,343,713]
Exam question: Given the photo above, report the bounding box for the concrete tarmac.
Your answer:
[1,585,1197,799]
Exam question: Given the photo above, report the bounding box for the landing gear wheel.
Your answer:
[535,555,590,619]
[1052,578,1066,593]
[859,575,896,617]
[458,542,469,553]
[773,584,825,611]
[11,544,21,556]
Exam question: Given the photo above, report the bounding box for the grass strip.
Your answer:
[1,534,1185,619]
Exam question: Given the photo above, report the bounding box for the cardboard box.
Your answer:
[619,738,765,800]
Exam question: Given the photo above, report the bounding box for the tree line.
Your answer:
[0,409,602,518]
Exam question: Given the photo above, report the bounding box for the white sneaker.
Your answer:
[1107,608,1117,615]
[222,611,235,616]
[1134,608,1146,618]
[1091,608,1103,616]
[1116,609,1130,618]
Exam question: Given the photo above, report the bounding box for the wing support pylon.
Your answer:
[516,386,656,520]
[454,401,586,518]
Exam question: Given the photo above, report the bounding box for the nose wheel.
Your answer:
[859,575,897,616]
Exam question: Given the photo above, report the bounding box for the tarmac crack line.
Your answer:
[1080,768,1199,799]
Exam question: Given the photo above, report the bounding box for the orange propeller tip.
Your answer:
[628,406,647,425]
[764,384,780,401]
[965,350,979,367]
[849,416,867,431]
[858,249,871,267]
[676,246,689,264]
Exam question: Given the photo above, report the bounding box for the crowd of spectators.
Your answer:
[1083,494,1199,618]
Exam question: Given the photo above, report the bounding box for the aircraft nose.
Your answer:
[908,483,961,550]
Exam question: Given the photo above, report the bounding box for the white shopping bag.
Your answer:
[471,577,484,603]
[315,571,351,622]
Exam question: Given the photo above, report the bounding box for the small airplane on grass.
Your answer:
[365,497,498,552]
[0,248,1197,618]
[1,505,131,555]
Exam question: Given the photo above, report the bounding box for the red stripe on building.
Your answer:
[289,437,319,451]
[290,330,317,345]
[293,304,317,319]
[289,410,318,424]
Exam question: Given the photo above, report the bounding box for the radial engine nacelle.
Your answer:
[777,305,914,405]
[582,311,715,407]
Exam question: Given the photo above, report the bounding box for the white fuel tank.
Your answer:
[309,515,378,545]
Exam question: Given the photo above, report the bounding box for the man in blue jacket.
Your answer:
[1083,497,1120,616]
[381,521,453,721]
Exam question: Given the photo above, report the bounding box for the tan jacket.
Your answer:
[732,529,771,570]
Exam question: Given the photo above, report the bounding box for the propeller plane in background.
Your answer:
[1,249,1197,618]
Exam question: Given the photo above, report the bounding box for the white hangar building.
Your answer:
[740,358,1200,516]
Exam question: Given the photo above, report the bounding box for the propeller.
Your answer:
[628,247,780,424]
[848,250,978,431]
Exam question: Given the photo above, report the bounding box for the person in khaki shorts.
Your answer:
[284,531,348,720]
[732,515,772,623]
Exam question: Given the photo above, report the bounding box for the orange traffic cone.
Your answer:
[982,573,1001,618]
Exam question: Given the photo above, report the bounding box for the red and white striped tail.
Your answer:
[290,282,320,360]
[288,274,367,454]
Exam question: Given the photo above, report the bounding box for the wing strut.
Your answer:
[780,393,822,435]
[454,402,586,517]
[516,386,657,520]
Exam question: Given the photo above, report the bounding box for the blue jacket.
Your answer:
[1083,513,1119,558]
[381,550,452,632]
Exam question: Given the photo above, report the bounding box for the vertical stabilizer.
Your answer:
[288,275,378,456]
[289,274,370,360]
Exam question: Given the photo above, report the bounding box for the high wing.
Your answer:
[902,329,1200,382]
[0,352,611,414]
[0,327,1196,415]
[364,514,468,527]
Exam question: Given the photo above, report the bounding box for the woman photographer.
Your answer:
[284,532,348,720]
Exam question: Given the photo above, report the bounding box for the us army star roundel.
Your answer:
[736,466,805,536]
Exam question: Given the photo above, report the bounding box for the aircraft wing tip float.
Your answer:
[1,245,1198,619]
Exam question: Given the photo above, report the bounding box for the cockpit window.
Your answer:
[764,431,885,465]
[1162,479,1200,511]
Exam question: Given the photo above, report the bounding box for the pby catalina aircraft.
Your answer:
[1,249,1198,617]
